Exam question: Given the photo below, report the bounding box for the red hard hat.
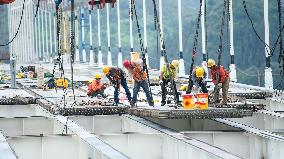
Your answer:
[123,59,131,69]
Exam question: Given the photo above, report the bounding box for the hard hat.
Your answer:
[171,60,180,68]
[94,73,101,79]
[102,66,110,75]
[207,59,215,68]
[195,67,205,78]
[123,59,131,69]
[134,59,143,65]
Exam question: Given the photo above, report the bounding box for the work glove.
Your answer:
[159,80,163,85]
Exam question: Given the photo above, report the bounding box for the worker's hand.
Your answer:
[216,83,222,87]
[159,80,163,85]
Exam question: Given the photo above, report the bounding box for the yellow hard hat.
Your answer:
[171,60,180,69]
[207,59,215,68]
[94,73,102,79]
[195,67,205,78]
[102,66,110,75]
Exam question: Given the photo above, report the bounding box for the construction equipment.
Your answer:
[56,78,69,88]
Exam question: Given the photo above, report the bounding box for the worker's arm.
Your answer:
[219,66,227,83]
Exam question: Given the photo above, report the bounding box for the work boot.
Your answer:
[161,102,166,106]
[149,101,155,107]
[112,102,118,106]
[129,101,135,107]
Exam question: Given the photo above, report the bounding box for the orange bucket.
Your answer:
[182,94,195,109]
[196,93,208,110]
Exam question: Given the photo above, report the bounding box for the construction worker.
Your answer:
[187,66,208,94]
[123,59,154,106]
[102,66,132,106]
[159,60,181,106]
[87,74,107,98]
[207,59,230,104]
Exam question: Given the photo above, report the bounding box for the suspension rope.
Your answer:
[151,0,180,105]
[186,0,203,94]
[277,0,284,76]
[131,0,153,99]
[242,0,271,56]
[70,0,76,103]
[0,0,26,47]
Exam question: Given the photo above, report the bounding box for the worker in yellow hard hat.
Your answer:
[87,73,107,98]
[159,60,181,106]
[102,66,132,106]
[187,66,208,94]
[207,59,230,104]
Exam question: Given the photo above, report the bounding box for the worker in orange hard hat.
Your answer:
[123,59,154,107]
[87,74,108,98]
[207,59,230,104]
[102,65,132,106]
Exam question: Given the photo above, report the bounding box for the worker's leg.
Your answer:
[121,77,132,101]
[161,79,168,105]
[172,80,180,103]
[187,79,194,94]
[132,81,141,104]
[113,84,119,105]
[198,81,208,93]
[141,80,154,106]
[222,76,230,104]
[214,85,221,103]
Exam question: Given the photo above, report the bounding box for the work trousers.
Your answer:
[132,80,154,106]
[89,89,105,98]
[214,76,230,104]
[188,79,208,94]
[114,77,132,105]
[161,79,179,104]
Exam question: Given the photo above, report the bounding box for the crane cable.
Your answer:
[151,0,179,106]
[186,0,203,94]
[0,0,26,47]
[213,0,227,100]
[130,0,153,99]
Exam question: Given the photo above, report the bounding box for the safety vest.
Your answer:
[131,63,147,82]
[162,65,177,80]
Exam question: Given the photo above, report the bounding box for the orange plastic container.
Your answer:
[196,93,208,110]
[182,94,195,109]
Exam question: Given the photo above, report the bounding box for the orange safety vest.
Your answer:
[131,62,147,82]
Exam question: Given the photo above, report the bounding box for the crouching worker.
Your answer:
[207,59,230,104]
[123,59,154,106]
[187,66,208,94]
[87,74,107,98]
[159,60,181,106]
[102,66,132,106]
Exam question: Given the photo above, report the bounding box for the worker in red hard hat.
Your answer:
[123,59,154,107]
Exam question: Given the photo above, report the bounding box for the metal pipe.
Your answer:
[107,4,112,66]
[75,8,80,63]
[178,0,185,76]
[117,0,122,68]
[45,10,50,62]
[159,0,164,70]
[38,9,42,61]
[41,9,45,62]
[81,7,87,63]
[143,0,149,68]
[228,0,237,82]
[129,0,133,52]
[53,10,57,61]
[97,6,102,66]
[264,0,273,89]
[34,6,39,61]
[49,11,53,62]
[89,7,94,65]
